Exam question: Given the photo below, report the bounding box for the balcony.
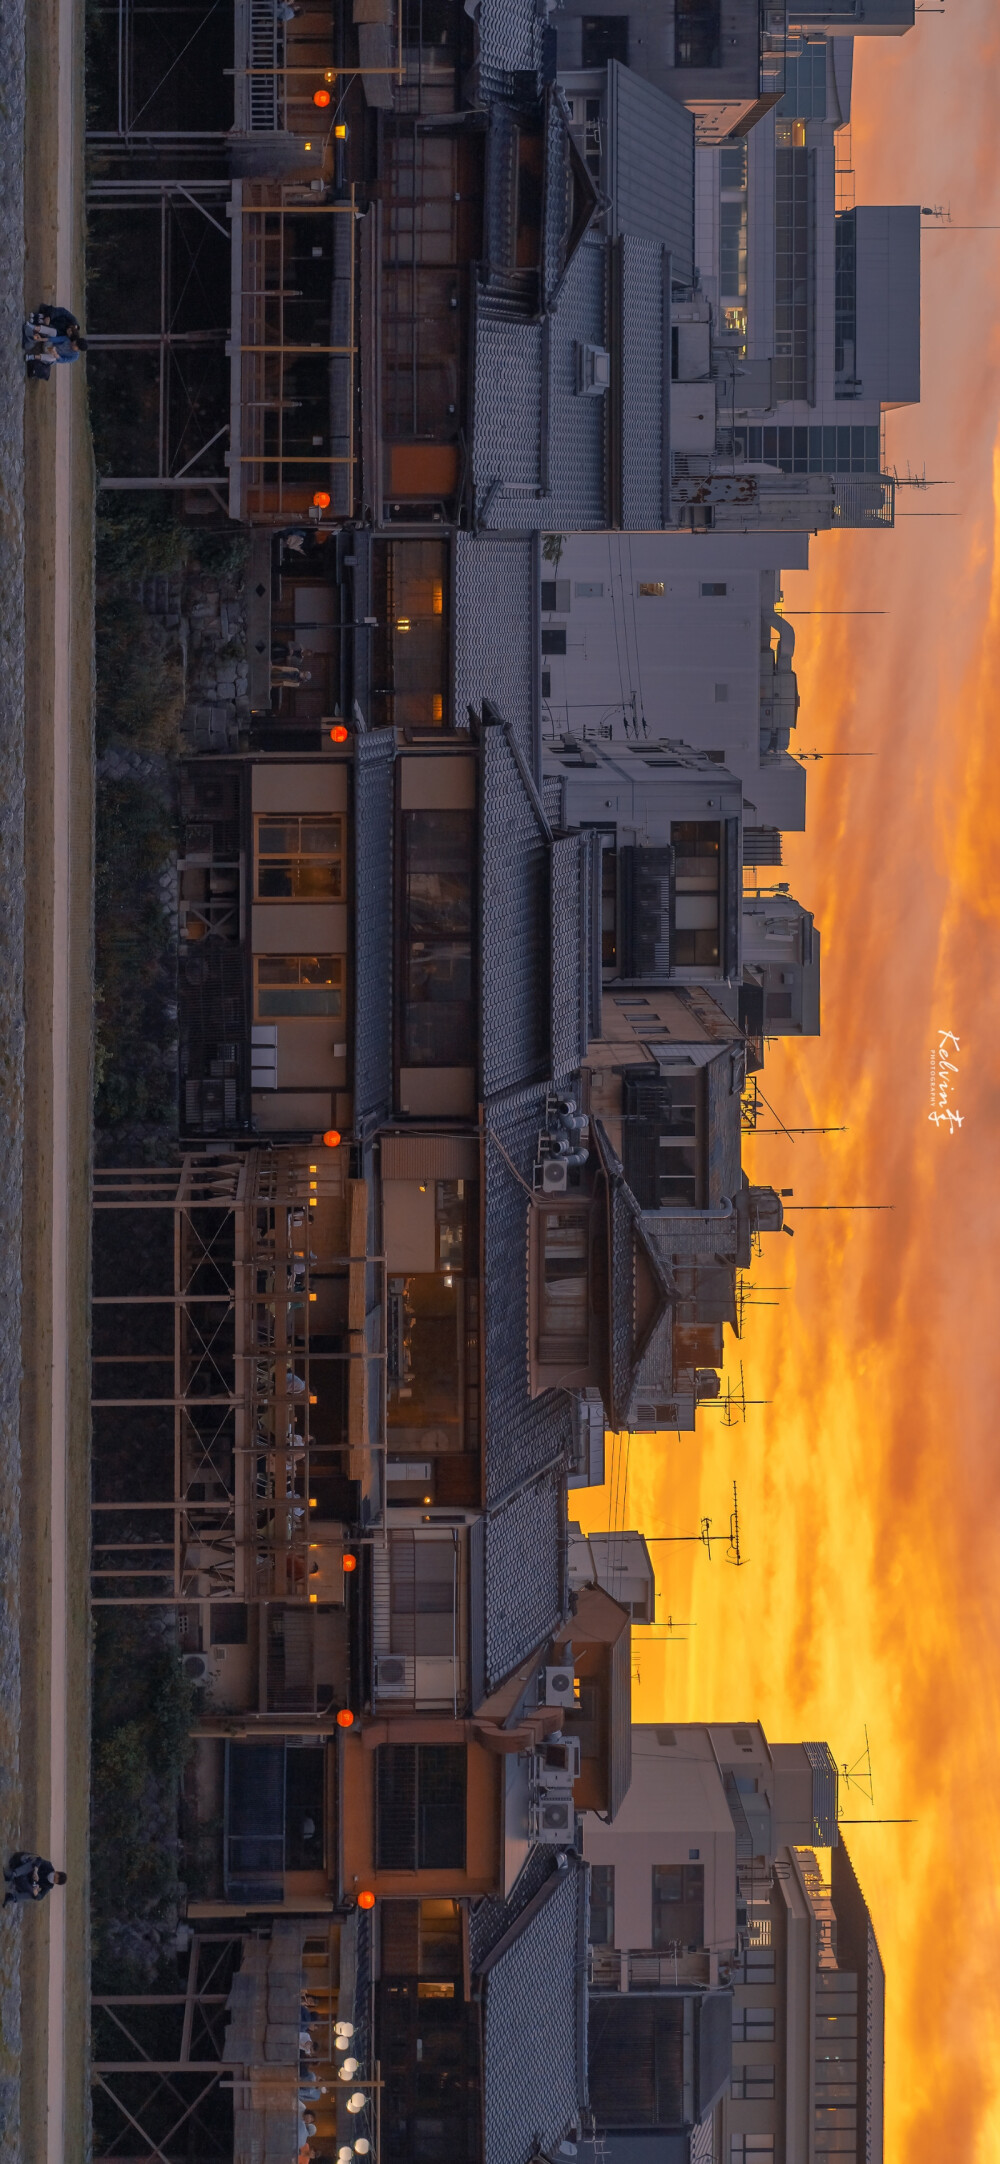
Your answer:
[589,1947,712,1991]
[372,1528,465,1713]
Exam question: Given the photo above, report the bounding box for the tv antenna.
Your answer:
[892,463,953,489]
[713,1362,771,1424]
[727,1482,746,1566]
[643,1517,721,1561]
[742,1078,847,1140]
[840,1725,874,1806]
[632,1614,695,1682]
[921,206,1000,228]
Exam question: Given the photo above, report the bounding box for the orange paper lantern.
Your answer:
[342,1552,358,1572]
[313,490,331,509]
[329,723,349,743]
[336,1708,355,1728]
[323,1128,341,1148]
[313,88,331,107]
[357,1889,376,1910]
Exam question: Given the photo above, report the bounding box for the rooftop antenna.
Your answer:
[837,1731,916,1823]
[920,204,1000,230]
[782,1203,893,1213]
[727,1482,746,1566]
[892,463,953,489]
[643,1517,719,1561]
[840,1726,874,1806]
[713,1362,771,1424]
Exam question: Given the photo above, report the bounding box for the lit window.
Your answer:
[254,955,344,1019]
[255,815,344,901]
[638,581,664,597]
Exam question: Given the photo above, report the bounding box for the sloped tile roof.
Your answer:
[480,1854,590,2164]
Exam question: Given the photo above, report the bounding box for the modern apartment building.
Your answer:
[579,1723,881,2164]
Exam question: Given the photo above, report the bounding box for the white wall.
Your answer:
[583,1725,737,1953]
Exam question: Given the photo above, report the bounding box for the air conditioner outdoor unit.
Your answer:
[531,1795,575,1843]
[375,1653,414,1701]
[544,1664,575,1707]
[182,1652,215,1685]
[531,1736,582,1789]
[541,1158,569,1193]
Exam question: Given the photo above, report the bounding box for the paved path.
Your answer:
[44,0,79,2140]
[19,0,94,2149]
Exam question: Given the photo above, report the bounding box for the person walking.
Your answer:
[3,1853,67,1905]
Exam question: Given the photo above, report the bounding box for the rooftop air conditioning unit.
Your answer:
[375,1653,414,1701]
[545,1664,575,1707]
[541,1158,569,1193]
[531,1736,582,1790]
[182,1652,215,1684]
[531,1795,576,1844]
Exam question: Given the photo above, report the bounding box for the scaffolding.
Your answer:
[92,1920,377,2164]
[92,1151,387,1672]
[85,1,384,515]
[92,1930,242,2162]
[231,185,359,524]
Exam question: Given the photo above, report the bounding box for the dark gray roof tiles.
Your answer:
[483,1087,575,1504]
[606,61,695,283]
[352,729,394,1129]
[484,1470,566,1690]
[469,1843,558,1973]
[550,833,586,1083]
[706,1046,744,1206]
[593,1119,676,1428]
[475,0,545,93]
[619,235,669,531]
[454,531,536,766]
[480,1854,590,2164]
[481,718,550,1100]
[475,235,608,532]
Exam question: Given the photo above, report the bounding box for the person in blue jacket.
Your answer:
[23,305,87,379]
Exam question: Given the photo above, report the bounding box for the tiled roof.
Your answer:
[619,236,668,530]
[482,1087,575,1505]
[606,61,695,283]
[475,0,545,99]
[484,1468,566,1689]
[480,1854,590,2164]
[469,1843,557,1972]
[481,717,550,1101]
[475,236,608,531]
[706,1046,744,1206]
[352,729,394,1130]
[550,829,600,1080]
[550,834,585,1083]
[593,1120,675,1429]
[453,531,537,768]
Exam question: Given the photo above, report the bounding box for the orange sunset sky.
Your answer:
[578,13,1000,2160]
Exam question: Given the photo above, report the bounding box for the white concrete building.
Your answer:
[580,1723,882,2164]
